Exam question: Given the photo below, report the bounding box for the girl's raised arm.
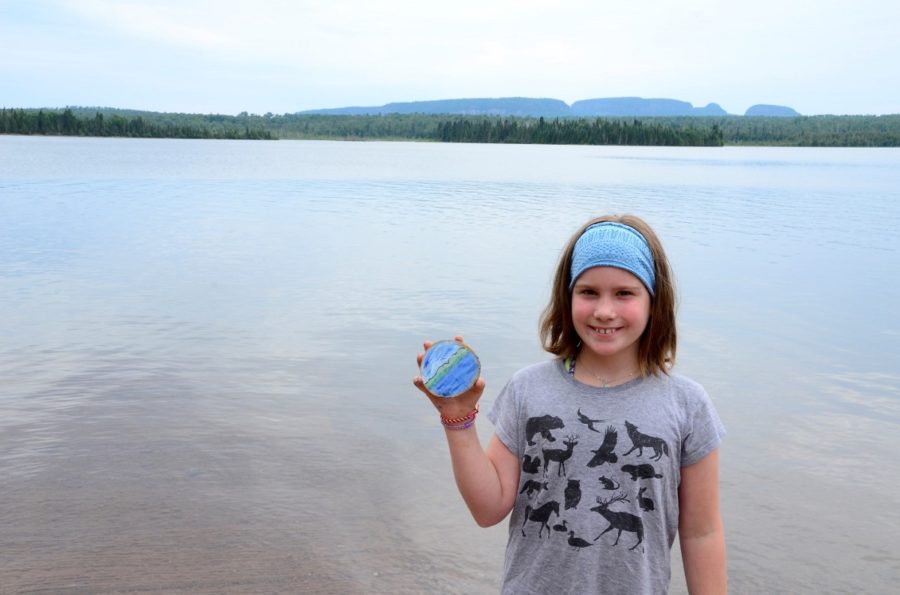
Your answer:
[414,337,520,527]
[678,449,727,594]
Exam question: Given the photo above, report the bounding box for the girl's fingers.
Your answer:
[412,376,439,401]
[412,375,428,393]
[417,340,434,365]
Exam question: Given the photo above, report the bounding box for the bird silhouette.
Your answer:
[587,426,619,467]
[568,530,593,549]
[553,519,569,533]
[577,408,603,433]
[564,479,582,510]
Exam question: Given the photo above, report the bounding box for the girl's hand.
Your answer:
[413,335,485,420]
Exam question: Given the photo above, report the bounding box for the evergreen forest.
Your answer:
[0,108,273,139]
[2,107,899,147]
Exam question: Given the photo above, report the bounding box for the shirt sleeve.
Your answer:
[680,384,726,467]
[486,377,522,459]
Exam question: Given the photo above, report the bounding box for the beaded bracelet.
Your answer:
[440,403,480,425]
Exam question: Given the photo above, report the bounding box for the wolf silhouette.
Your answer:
[623,421,669,461]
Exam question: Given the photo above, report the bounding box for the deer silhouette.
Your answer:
[587,426,618,467]
[543,435,578,477]
[591,493,644,551]
[521,500,560,538]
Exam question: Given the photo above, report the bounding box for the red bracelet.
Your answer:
[441,403,479,425]
[443,418,476,431]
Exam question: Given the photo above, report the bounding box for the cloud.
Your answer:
[63,0,233,51]
[2,0,898,114]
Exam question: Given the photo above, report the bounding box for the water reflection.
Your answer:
[1,137,899,593]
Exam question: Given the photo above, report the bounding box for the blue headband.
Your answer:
[569,222,656,295]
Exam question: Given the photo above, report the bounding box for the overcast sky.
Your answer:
[2,0,898,116]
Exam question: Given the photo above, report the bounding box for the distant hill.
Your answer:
[570,98,727,117]
[300,97,795,118]
[744,104,801,117]
[302,97,571,117]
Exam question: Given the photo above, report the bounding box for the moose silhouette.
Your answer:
[591,493,644,551]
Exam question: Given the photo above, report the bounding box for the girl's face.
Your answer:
[571,266,651,365]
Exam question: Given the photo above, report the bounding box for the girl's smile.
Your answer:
[589,326,616,334]
[571,266,651,368]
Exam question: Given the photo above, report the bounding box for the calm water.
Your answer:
[1,136,899,594]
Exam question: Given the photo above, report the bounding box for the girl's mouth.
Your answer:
[590,326,619,335]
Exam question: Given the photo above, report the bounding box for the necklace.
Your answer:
[575,355,639,388]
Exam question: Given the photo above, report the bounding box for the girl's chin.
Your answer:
[584,346,626,358]
[579,337,639,359]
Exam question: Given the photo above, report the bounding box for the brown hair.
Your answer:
[538,214,677,376]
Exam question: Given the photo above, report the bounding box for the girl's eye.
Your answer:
[617,290,634,297]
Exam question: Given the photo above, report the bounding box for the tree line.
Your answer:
[705,115,900,147]
[436,117,723,146]
[0,108,273,139]
[3,107,899,146]
[243,111,900,146]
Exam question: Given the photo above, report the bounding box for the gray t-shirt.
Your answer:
[486,359,725,595]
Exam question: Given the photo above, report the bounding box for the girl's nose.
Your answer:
[593,297,616,319]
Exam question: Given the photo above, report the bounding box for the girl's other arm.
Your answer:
[413,337,520,527]
[445,430,520,527]
[679,449,727,595]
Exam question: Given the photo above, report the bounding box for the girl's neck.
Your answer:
[574,348,641,387]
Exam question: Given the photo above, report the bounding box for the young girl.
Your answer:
[414,214,726,594]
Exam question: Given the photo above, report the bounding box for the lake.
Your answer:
[1,136,899,594]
